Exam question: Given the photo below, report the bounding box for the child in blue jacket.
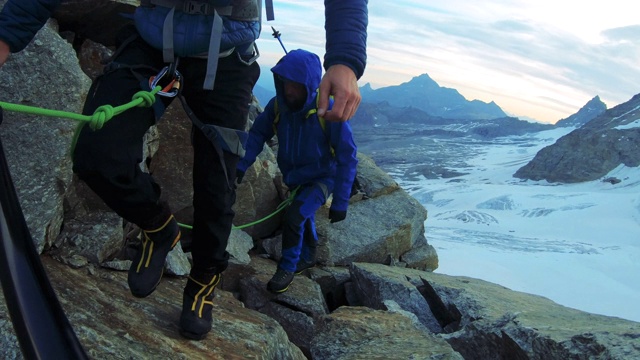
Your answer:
[237,49,358,293]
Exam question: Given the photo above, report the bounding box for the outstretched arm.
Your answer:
[0,0,61,67]
[318,0,368,122]
[0,40,9,67]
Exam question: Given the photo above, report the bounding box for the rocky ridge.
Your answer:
[514,94,640,183]
[0,1,639,359]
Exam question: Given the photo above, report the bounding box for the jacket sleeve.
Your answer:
[323,0,368,79]
[0,0,61,53]
[328,120,358,211]
[237,99,277,173]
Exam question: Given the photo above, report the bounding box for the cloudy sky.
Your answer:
[255,1,640,124]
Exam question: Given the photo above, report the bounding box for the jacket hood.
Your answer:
[271,49,322,108]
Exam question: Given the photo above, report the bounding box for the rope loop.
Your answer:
[89,105,114,130]
[132,90,156,108]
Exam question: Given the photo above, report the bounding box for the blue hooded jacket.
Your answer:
[238,49,358,211]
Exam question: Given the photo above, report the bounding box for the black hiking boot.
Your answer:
[179,272,221,340]
[267,268,295,293]
[295,247,317,274]
[294,259,316,274]
[128,215,181,298]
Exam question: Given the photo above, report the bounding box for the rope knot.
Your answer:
[89,105,114,130]
[132,91,157,108]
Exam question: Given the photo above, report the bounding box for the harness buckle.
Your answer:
[183,1,210,15]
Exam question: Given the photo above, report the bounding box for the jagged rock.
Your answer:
[350,262,443,333]
[317,187,433,268]
[233,145,285,239]
[555,95,607,128]
[3,251,640,359]
[305,266,351,310]
[76,38,113,81]
[4,3,638,359]
[226,228,254,265]
[354,153,400,198]
[0,16,92,253]
[345,263,640,359]
[310,306,463,360]
[0,256,307,359]
[514,94,640,183]
[52,210,123,264]
[401,242,439,271]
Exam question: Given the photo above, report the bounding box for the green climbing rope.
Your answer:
[0,86,161,130]
[1,85,292,230]
[178,186,300,230]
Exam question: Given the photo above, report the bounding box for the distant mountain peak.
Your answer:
[359,73,507,120]
[407,73,440,88]
[555,96,607,128]
[361,83,374,91]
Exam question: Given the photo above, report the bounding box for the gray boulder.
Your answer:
[0,17,91,253]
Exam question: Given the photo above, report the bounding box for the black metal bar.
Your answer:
[0,107,89,359]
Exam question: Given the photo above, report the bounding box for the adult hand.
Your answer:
[0,40,10,68]
[328,209,347,223]
[317,64,361,122]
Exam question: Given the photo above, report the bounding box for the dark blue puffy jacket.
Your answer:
[0,0,367,78]
[324,0,368,79]
[0,0,60,53]
[238,49,358,212]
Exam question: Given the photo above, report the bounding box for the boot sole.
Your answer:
[294,265,315,275]
[267,283,292,293]
[179,329,208,340]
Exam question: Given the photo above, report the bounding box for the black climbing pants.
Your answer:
[72,25,260,274]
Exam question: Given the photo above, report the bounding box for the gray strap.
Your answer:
[265,0,274,21]
[213,125,246,157]
[203,10,223,90]
[162,7,176,63]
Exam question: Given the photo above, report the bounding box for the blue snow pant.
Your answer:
[279,182,331,272]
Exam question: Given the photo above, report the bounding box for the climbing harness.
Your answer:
[148,59,249,189]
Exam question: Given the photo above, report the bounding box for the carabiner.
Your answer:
[149,65,182,98]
